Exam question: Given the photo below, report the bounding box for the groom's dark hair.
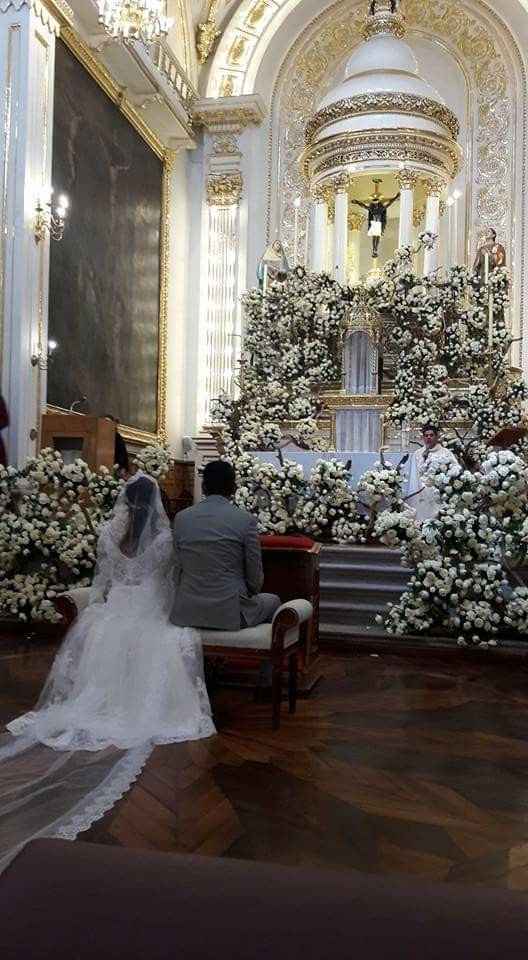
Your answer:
[202,460,236,498]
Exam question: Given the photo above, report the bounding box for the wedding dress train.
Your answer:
[0,473,215,870]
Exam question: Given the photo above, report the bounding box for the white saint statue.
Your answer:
[257,240,291,292]
[408,424,458,522]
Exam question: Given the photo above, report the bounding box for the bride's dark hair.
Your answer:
[121,475,156,556]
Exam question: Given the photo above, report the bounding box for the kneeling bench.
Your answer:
[55,592,313,730]
[200,599,313,729]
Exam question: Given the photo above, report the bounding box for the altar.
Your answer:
[253,449,421,498]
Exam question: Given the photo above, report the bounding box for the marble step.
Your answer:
[320,599,390,627]
[318,543,411,642]
[321,580,407,605]
[321,563,411,587]
[321,545,406,566]
[319,621,390,642]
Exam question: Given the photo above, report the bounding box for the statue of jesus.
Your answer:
[350,180,400,259]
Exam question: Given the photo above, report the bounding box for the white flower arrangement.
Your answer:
[378,455,528,646]
[132,444,171,479]
[1,444,170,624]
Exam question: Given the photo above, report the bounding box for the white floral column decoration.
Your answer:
[193,96,265,427]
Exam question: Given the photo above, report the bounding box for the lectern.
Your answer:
[41,413,115,470]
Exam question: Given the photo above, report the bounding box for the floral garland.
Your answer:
[0,446,170,623]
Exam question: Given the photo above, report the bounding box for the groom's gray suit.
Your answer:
[170,494,280,631]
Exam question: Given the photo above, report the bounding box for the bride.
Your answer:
[0,472,215,869]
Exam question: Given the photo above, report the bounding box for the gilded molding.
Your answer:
[362,13,405,41]
[43,0,73,26]
[320,392,391,409]
[348,211,365,231]
[303,129,461,181]
[310,187,327,203]
[196,0,221,65]
[413,203,425,228]
[228,36,247,65]
[421,175,445,197]
[219,75,235,97]
[212,133,241,156]
[305,93,459,145]
[245,0,268,28]
[346,310,380,336]
[395,168,420,190]
[193,95,266,131]
[326,172,350,193]
[206,172,243,206]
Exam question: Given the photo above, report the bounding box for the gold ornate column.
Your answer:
[422,176,445,276]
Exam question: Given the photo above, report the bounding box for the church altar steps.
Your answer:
[319,545,411,644]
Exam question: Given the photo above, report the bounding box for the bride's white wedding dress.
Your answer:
[0,473,215,870]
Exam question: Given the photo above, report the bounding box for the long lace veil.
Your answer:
[0,473,171,871]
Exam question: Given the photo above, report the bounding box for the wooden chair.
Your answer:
[200,599,313,729]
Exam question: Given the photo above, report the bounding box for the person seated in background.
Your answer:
[170,460,280,631]
[105,414,129,478]
[409,424,458,522]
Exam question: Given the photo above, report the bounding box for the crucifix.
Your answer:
[350,179,400,260]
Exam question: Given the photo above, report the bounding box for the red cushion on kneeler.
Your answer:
[260,535,314,549]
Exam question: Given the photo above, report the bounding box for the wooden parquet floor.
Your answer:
[3,641,528,888]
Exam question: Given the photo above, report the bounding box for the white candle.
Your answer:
[488,290,494,350]
[293,196,301,265]
[262,263,268,294]
[447,198,453,267]
[484,251,490,286]
[452,189,461,264]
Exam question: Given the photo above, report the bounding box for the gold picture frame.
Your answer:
[48,25,171,446]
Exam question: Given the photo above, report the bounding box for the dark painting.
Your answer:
[48,40,163,434]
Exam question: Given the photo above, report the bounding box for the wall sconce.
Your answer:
[31,338,59,368]
[34,190,70,243]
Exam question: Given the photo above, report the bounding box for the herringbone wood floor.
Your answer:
[3,640,528,888]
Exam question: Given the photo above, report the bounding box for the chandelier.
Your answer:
[97,1,172,45]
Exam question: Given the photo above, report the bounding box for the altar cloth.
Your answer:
[252,450,421,498]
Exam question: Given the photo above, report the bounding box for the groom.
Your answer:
[170,460,281,631]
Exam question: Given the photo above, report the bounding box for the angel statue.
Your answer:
[257,240,291,292]
[472,227,507,284]
[350,179,400,260]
